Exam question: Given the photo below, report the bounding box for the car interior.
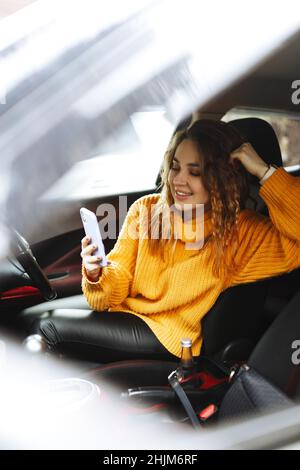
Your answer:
[1,26,300,430]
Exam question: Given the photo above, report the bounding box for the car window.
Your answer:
[41,110,174,201]
[223,108,300,169]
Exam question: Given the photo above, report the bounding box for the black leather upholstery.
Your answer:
[249,290,300,397]
[218,289,300,421]
[219,366,293,421]
[201,281,269,360]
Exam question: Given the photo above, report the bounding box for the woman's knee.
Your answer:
[38,318,61,348]
[23,318,61,354]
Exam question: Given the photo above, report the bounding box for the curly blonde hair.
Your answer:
[149,119,249,278]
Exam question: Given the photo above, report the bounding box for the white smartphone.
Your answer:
[80,208,108,267]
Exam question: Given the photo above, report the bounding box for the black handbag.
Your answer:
[215,364,293,422]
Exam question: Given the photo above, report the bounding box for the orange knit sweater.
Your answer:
[82,168,300,357]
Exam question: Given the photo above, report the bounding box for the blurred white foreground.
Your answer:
[2,338,300,449]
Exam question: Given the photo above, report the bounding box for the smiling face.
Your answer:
[168,139,210,210]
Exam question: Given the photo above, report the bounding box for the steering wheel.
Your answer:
[10,230,57,301]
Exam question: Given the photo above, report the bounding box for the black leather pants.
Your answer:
[38,311,178,363]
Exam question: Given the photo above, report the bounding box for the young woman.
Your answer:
[40,120,300,362]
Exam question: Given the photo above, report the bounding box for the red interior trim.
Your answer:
[198,403,217,420]
[197,371,227,389]
[180,370,227,389]
[1,286,40,300]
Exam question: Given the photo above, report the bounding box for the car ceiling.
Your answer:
[202,30,300,116]
[256,33,300,80]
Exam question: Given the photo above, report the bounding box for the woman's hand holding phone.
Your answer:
[80,207,110,282]
[81,236,103,282]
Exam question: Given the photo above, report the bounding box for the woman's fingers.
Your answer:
[80,236,103,281]
[229,142,268,177]
[81,243,98,258]
[85,255,102,264]
[230,143,248,161]
[81,236,90,248]
[81,236,111,282]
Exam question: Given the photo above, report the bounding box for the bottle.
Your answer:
[176,338,195,383]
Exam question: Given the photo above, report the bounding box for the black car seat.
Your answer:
[219,289,300,421]
[201,117,283,362]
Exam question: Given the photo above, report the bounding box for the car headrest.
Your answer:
[229,117,283,214]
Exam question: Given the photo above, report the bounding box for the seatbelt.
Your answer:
[168,370,201,430]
